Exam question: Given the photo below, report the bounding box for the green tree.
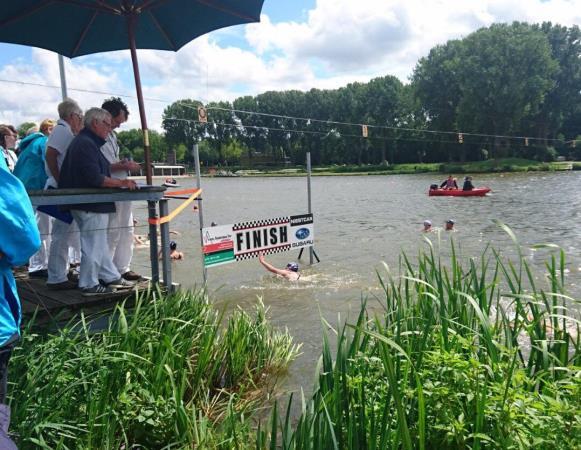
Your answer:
[526,23,581,144]
[175,143,187,162]
[17,121,37,137]
[117,129,166,162]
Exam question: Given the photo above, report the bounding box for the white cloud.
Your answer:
[1,0,580,130]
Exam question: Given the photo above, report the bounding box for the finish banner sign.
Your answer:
[202,213,314,268]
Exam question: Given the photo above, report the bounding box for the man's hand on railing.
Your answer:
[119,179,138,190]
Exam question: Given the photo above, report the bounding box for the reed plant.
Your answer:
[262,228,581,449]
[10,288,299,449]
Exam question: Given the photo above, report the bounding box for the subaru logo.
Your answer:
[295,228,310,240]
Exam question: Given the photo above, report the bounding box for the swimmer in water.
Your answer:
[258,252,300,281]
[445,219,455,231]
[422,220,432,232]
[158,240,184,260]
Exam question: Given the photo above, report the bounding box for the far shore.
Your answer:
[193,158,579,178]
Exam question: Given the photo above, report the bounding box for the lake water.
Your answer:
[132,171,581,397]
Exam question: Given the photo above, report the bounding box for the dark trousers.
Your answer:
[0,344,12,404]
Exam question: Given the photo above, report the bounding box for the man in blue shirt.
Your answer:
[59,108,138,296]
[0,152,40,448]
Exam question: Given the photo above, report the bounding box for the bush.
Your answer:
[11,290,299,449]
[262,232,581,449]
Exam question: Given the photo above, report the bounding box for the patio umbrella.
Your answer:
[0,0,265,184]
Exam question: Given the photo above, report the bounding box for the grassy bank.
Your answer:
[10,231,581,448]
[215,158,577,176]
[261,229,580,449]
[10,289,299,449]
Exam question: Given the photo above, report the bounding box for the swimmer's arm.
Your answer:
[259,253,286,276]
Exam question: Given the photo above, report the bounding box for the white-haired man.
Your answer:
[45,98,84,290]
[59,108,137,296]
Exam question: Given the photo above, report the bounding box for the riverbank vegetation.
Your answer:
[10,290,299,449]
[214,158,575,177]
[261,231,580,449]
[10,232,580,448]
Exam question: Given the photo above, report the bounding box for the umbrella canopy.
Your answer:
[0,0,265,182]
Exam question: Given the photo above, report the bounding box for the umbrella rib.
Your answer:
[55,0,118,14]
[71,10,99,56]
[195,0,260,21]
[147,10,177,50]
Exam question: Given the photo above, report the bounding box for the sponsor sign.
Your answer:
[202,214,314,268]
[202,225,235,267]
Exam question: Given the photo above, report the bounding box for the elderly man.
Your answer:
[59,108,137,296]
[100,97,142,281]
[0,150,40,449]
[45,98,84,290]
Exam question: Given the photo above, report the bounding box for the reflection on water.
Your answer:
[132,171,581,399]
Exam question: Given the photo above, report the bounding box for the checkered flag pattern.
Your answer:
[232,216,289,231]
[235,245,291,261]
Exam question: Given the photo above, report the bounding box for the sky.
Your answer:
[0,0,580,131]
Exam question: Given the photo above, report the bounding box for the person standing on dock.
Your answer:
[59,108,138,296]
[45,99,84,290]
[100,98,142,282]
[13,119,56,279]
[0,150,40,449]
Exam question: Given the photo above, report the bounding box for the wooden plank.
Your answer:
[17,277,151,321]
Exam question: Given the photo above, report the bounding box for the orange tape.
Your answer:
[163,188,202,197]
[148,188,202,225]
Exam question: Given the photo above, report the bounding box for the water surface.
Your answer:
[133,172,581,396]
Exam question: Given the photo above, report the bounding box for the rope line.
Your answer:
[0,77,573,145]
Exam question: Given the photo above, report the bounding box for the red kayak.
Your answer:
[429,187,491,197]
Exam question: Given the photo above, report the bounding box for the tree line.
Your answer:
[123,21,581,167]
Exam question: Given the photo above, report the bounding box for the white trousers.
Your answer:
[107,201,134,275]
[47,217,81,284]
[28,211,52,272]
[72,210,120,289]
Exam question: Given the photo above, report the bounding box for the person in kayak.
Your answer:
[258,252,300,281]
[462,176,474,191]
[440,175,458,190]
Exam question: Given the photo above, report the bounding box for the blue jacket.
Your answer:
[0,157,40,347]
[13,132,48,190]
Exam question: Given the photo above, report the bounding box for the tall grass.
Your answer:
[263,230,581,449]
[10,288,299,449]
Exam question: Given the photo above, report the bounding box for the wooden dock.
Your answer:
[15,270,152,324]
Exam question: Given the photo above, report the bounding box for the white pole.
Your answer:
[306,152,314,265]
[193,144,208,285]
[58,54,68,100]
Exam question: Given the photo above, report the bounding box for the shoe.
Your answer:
[105,278,135,289]
[29,269,48,278]
[82,284,116,297]
[47,280,78,290]
[67,271,79,283]
[122,270,142,281]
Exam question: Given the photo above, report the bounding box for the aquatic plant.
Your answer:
[10,288,299,449]
[261,228,581,449]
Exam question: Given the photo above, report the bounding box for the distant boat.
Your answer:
[162,178,180,188]
[429,187,491,197]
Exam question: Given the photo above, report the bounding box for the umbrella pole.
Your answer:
[127,15,153,186]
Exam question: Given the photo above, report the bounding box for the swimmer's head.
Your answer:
[423,220,432,227]
[286,262,299,272]
[170,241,177,250]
